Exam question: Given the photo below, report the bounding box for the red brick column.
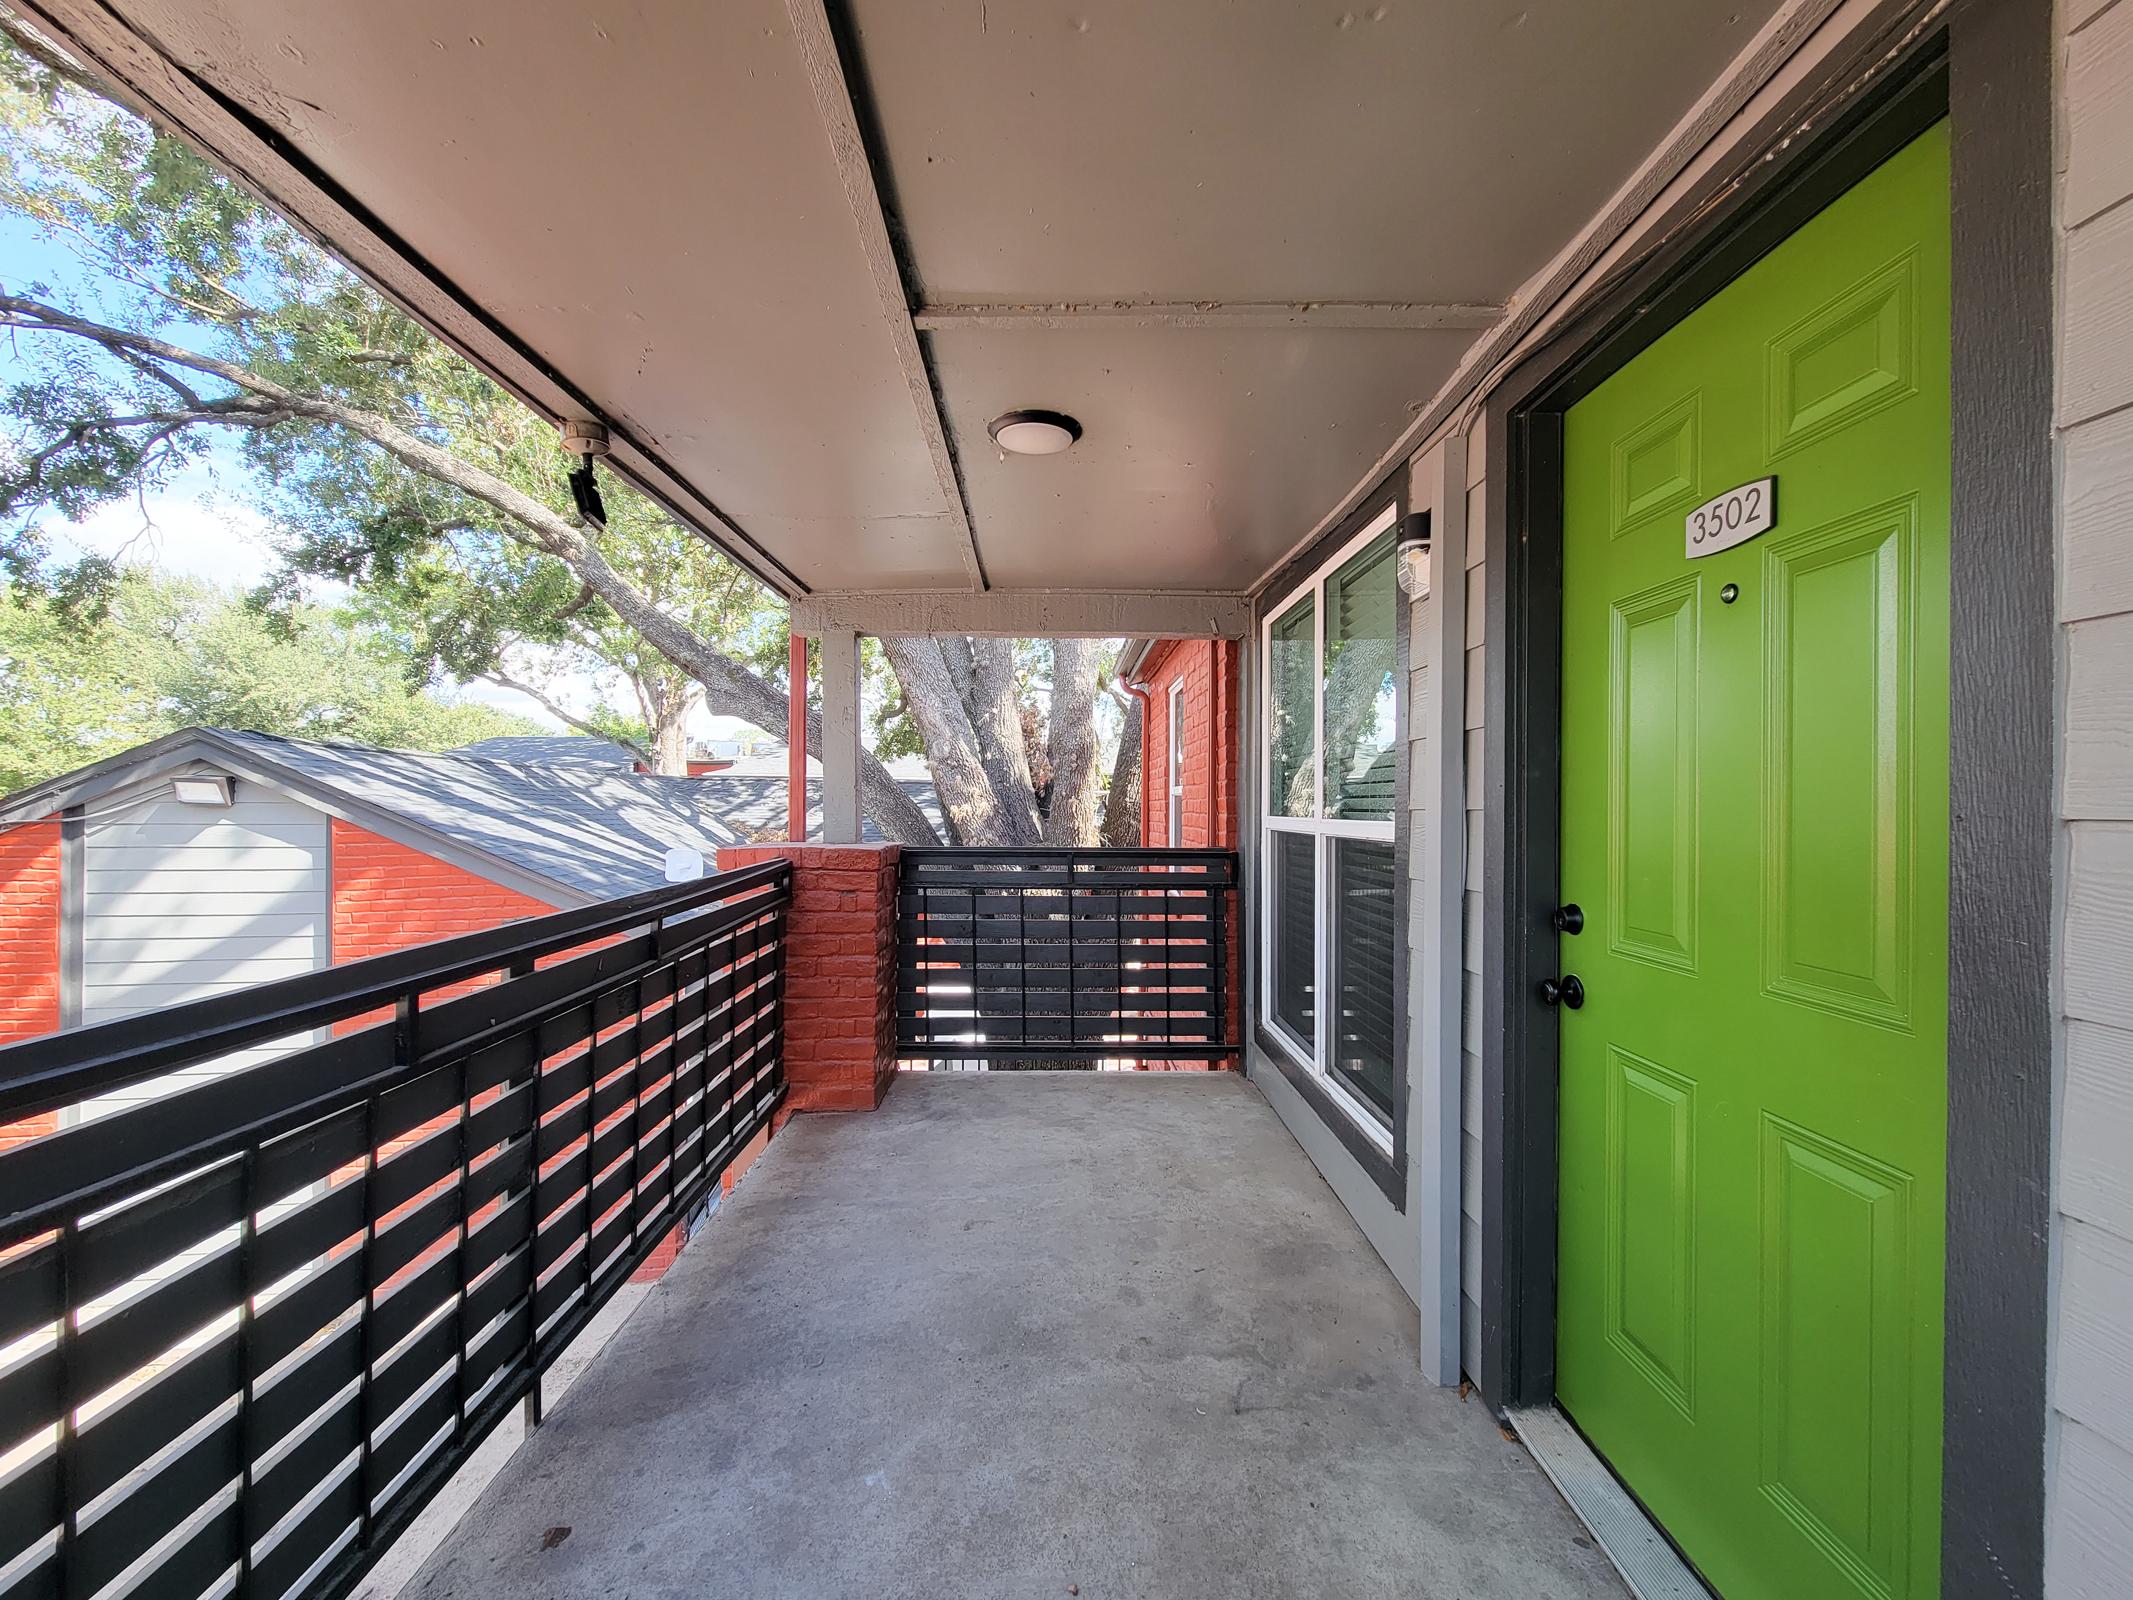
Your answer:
[717,844,899,1113]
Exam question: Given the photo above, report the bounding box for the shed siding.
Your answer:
[78,784,330,1116]
[2051,2,2133,1585]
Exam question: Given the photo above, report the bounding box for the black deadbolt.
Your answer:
[1538,974,1585,1010]
[1552,903,1584,935]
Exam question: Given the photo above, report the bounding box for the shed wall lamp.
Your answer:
[172,774,233,808]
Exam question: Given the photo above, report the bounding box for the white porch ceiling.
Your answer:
[20,0,1786,601]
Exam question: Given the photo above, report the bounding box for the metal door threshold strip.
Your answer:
[1507,1407,1714,1600]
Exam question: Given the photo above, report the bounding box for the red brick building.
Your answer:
[1121,638,1240,850]
[1115,640,1242,1067]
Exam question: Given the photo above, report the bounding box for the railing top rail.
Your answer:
[0,856,791,1122]
[899,846,1237,861]
[0,836,790,1600]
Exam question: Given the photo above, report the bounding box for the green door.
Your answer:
[1555,124,1949,1600]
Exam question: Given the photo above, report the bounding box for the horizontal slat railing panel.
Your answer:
[894,848,1237,1067]
[0,861,788,1600]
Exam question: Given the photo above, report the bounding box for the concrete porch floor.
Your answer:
[404,1073,1625,1600]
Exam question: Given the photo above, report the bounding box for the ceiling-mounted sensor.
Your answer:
[560,419,610,530]
[560,418,611,457]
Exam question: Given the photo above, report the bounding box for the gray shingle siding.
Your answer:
[2051,5,2133,1586]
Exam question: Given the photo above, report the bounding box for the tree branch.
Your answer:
[476,671,652,766]
[2,400,291,516]
[112,346,205,410]
[0,289,942,840]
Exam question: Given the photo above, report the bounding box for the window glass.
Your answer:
[1330,838,1397,1122]
[1268,595,1317,818]
[1271,831,1316,1046]
[1323,531,1398,820]
[1259,507,1402,1148]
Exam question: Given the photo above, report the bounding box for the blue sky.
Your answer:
[3,210,291,575]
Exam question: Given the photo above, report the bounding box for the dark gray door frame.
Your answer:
[1474,3,2053,1596]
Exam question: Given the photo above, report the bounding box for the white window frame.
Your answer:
[1259,502,1401,1149]
[1166,681,1186,846]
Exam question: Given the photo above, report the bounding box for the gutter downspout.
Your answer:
[787,632,808,842]
[1115,672,1155,843]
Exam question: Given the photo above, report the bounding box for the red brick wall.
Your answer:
[0,820,62,1146]
[1139,639,1240,849]
[717,844,899,1113]
[329,820,554,1033]
[1134,642,1243,1068]
[330,820,553,961]
[0,821,61,1046]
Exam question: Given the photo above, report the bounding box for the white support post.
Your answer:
[820,628,862,843]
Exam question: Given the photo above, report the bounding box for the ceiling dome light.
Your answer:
[988,409,1082,456]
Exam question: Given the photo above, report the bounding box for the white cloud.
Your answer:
[446,677,568,731]
[46,493,285,591]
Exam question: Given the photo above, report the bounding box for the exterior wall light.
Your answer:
[987,410,1082,456]
[172,774,233,807]
[1395,512,1432,601]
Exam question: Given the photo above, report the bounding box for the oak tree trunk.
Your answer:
[1100,689,1143,848]
[1041,638,1103,846]
[962,638,1042,844]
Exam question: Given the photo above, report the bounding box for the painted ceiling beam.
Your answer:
[791,588,1250,640]
[913,300,1503,333]
[783,0,988,592]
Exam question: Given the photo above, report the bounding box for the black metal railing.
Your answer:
[894,848,1237,1065]
[0,859,789,1600]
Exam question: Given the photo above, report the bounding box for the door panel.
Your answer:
[1758,1115,1917,1597]
[1609,577,1702,971]
[1762,503,1916,1026]
[1555,124,1949,1600]
[1605,1046,1698,1415]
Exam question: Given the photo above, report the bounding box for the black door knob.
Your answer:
[1538,974,1585,1010]
[1552,903,1585,935]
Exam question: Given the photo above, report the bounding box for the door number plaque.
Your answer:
[1685,477,1775,558]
